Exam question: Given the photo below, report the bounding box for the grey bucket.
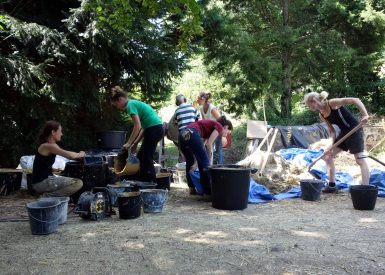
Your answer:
[26,200,61,235]
[140,189,168,213]
[39,197,70,224]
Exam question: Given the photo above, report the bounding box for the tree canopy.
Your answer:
[201,0,385,119]
[0,0,203,166]
[0,0,385,167]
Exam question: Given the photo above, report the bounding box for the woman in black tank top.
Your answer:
[32,120,85,197]
[304,91,370,193]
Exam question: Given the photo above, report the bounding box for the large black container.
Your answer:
[209,165,251,210]
[63,161,110,203]
[97,131,126,150]
[350,185,378,210]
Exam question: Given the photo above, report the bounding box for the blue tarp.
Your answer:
[189,148,385,203]
[190,172,302,203]
[278,148,385,197]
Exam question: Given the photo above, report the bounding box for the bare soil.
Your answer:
[1,176,385,274]
[1,148,385,274]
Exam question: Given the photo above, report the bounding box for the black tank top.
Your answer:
[32,152,56,184]
[321,101,359,133]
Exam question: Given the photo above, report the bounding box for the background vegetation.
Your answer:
[1,0,384,167]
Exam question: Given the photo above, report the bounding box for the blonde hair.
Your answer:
[199,91,212,102]
[110,85,127,101]
[304,91,329,104]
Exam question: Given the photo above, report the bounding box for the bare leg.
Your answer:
[355,152,370,185]
[323,147,342,183]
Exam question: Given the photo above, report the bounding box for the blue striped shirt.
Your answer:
[174,103,200,130]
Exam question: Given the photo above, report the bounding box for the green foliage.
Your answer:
[0,0,205,167]
[201,0,385,119]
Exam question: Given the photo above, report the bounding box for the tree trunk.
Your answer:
[281,0,292,119]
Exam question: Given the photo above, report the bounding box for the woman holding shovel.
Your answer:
[304,91,370,193]
[110,86,164,182]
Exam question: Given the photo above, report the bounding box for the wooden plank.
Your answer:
[247,120,267,139]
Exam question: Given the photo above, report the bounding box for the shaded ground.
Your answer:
[1,180,385,274]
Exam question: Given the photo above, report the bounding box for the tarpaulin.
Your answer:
[274,123,339,149]
[189,148,385,204]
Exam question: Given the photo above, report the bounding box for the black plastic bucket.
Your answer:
[350,185,378,210]
[209,165,251,210]
[118,192,142,219]
[156,173,172,190]
[300,179,324,201]
[26,200,61,235]
[107,183,138,207]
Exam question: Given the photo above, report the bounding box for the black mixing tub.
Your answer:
[63,156,110,203]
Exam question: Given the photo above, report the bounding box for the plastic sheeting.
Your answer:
[186,148,385,203]
[18,155,69,171]
[275,122,339,149]
[278,148,385,197]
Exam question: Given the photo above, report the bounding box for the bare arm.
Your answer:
[211,108,221,120]
[206,129,219,165]
[124,114,142,148]
[329,98,369,123]
[39,143,85,160]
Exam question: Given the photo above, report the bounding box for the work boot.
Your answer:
[322,185,338,193]
[202,194,212,202]
[189,187,197,195]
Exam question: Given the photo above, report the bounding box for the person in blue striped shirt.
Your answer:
[174,95,200,130]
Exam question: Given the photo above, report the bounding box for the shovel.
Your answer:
[367,155,385,167]
[308,121,366,171]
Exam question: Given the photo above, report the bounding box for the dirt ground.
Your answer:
[1,176,385,274]
[1,149,385,274]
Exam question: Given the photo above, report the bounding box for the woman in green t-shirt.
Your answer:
[111,86,164,182]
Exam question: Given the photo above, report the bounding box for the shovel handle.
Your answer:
[308,121,366,171]
[368,155,385,167]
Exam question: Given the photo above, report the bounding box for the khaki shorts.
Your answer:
[33,175,83,197]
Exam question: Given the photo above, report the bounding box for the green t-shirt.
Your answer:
[126,100,162,129]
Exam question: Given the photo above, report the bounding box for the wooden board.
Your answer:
[247,120,267,139]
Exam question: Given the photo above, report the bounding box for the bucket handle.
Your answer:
[302,181,324,193]
[141,190,168,207]
[28,213,61,224]
[120,198,142,209]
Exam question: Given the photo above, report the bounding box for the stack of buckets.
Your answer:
[25,197,69,235]
[112,180,169,220]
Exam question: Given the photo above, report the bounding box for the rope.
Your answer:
[28,213,61,223]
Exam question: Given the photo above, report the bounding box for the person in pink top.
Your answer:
[178,116,233,196]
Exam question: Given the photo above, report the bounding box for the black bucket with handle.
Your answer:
[350,185,378,210]
[300,179,324,201]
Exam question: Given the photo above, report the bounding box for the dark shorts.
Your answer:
[335,128,364,154]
